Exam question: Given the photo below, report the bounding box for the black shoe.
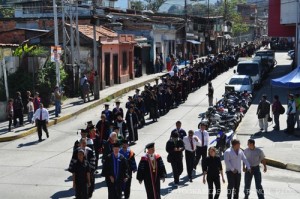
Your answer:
[46,133,49,138]
[38,138,42,142]
[260,128,263,131]
[189,178,193,182]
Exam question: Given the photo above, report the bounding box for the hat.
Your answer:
[121,139,129,145]
[145,142,155,149]
[112,142,121,148]
[81,129,88,134]
[136,88,140,92]
[77,149,85,154]
[104,104,109,107]
[115,100,121,104]
[87,121,93,126]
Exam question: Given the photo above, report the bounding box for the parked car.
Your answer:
[226,75,253,93]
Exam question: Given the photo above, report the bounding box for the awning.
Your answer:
[135,37,148,42]
[186,40,201,44]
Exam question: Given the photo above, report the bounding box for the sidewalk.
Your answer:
[236,52,300,172]
[0,72,166,142]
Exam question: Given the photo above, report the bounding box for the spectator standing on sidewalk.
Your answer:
[257,94,270,132]
[243,139,267,199]
[33,103,49,141]
[88,70,94,96]
[33,92,41,112]
[224,139,251,199]
[13,91,24,127]
[272,95,282,131]
[80,74,87,99]
[295,93,300,129]
[207,82,214,106]
[82,80,90,103]
[27,97,34,123]
[54,86,63,117]
[203,147,225,199]
[6,99,14,132]
[285,94,296,134]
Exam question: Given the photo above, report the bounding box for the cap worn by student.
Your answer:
[87,121,93,126]
[115,100,121,104]
[136,89,140,92]
[145,142,155,152]
[121,139,129,145]
[104,104,109,107]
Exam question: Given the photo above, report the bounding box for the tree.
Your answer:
[0,1,14,18]
[131,1,145,11]
[145,0,167,12]
[218,0,249,36]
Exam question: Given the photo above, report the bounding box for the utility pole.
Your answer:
[53,0,60,87]
[296,0,300,68]
[2,59,9,101]
[92,0,100,100]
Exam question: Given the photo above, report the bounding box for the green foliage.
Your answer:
[131,1,145,11]
[145,0,167,12]
[0,6,14,18]
[13,44,48,58]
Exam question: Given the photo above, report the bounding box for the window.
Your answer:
[122,51,127,69]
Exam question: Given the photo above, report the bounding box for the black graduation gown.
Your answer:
[101,110,113,124]
[125,112,139,142]
[112,107,124,121]
[137,154,167,199]
[70,160,90,199]
[101,153,129,199]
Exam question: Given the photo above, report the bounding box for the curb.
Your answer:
[0,75,163,142]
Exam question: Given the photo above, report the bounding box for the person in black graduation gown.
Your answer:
[112,100,124,123]
[70,149,91,199]
[125,106,139,143]
[101,104,113,124]
[137,142,167,199]
[166,131,185,185]
[101,142,129,199]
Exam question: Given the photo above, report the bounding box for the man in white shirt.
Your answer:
[224,139,251,199]
[33,103,49,141]
[194,122,209,172]
[182,130,200,182]
[286,93,297,134]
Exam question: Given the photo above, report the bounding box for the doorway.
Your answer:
[129,51,133,79]
[113,54,119,84]
[104,53,110,86]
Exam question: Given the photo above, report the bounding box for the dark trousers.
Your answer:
[8,117,12,131]
[75,184,88,199]
[287,113,295,133]
[36,120,48,140]
[13,109,23,126]
[207,175,221,199]
[185,150,195,179]
[95,151,99,170]
[171,158,183,183]
[194,146,207,171]
[273,113,280,130]
[107,180,122,199]
[123,177,132,199]
[89,173,95,197]
[226,171,241,199]
[244,166,264,199]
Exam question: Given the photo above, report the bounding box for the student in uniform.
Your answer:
[70,149,91,199]
[125,106,139,144]
[101,142,129,199]
[112,100,124,122]
[203,147,225,199]
[119,139,137,199]
[166,131,185,185]
[243,139,267,199]
[170,121,187,139]
[137,142,167,199]
[102,104,113,124]
[194,122,209,171]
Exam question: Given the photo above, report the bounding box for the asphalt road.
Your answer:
[0,52,299,199]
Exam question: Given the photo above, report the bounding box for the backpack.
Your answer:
[279,104,285,115]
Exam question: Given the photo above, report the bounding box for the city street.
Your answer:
[0,53,299,199]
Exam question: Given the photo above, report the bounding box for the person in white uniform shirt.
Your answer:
[194,122,209,171]
[33,103,49,141]
[224,139,251,199]
[182,130,200,182]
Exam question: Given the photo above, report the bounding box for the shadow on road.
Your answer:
[251,130,300,142]
[50,188,74,199]
[17,140,40,148]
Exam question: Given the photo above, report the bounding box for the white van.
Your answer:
[236,60,263,88]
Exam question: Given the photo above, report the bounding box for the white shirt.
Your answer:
[194,129,209,147]
[287,100,296,114]
[224,147,251,173]
[183,135,200,152]
[33,108,49,122]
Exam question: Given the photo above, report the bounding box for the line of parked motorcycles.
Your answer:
[199,90,253,156]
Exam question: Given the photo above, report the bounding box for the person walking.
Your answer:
[207,82,214,106]
[272,95,283,131]
[27,97,34,123]
[243,139,267,199]
[70,149,91,199]
[137,142,167,199]
[194,122,209,171]
[13,91,24,127]
[224,139,251,199]
[203,147,225,199]
[54,86,63,117]
[112,100,124,122]
[295,93,300,129]
[285,94,297,134]
[125,106,139,144]
[82,80,90,103]
[119,139,137,199]
[6,99,14,132]
[101,142,129,199]
[182,130,199,182]
[33,92,41,112]
[33,103,49,142]
[170,121,187,140]
[257,94,271,132]
[166,131,185,186]
[102,104,113,124]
